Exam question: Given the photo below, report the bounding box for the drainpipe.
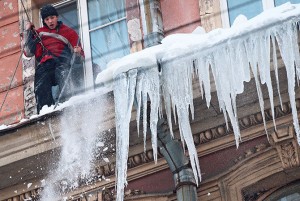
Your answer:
[157,118,198,201]
[140,0,164,47]
[133,101,198,200]
[136,0,197,196]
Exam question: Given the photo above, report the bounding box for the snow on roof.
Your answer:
[2,3,300,132]
[95,2,300,86]
[0,90,105,132]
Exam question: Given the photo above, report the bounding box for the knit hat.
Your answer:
[40,4,58,22]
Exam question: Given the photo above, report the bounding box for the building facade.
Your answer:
[0,0,300,200]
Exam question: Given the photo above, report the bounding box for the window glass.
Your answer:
[87,0,130,76]
[89,21,130,73]
[266,181,300,200]
[227,0,263,25]
[87,0,126,29]
[275,193,300,201]
[274,0,300,6]
[56,2,79,33]
[55,1,85,95]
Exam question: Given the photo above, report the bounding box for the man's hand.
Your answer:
[74,46,82,54]
[25,22,35,31]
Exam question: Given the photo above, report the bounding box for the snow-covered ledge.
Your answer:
[96,3,300,201]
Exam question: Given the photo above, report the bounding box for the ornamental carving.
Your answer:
[271,125,300,169]
[234,143,269,164]
[19,0,37,117]
[199,0,214,15]
[199,0,222,31]
[4,189,40,201]
[279,142,299,169]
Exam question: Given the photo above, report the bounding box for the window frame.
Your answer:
[80,0,129,91]
[50,0,130,92]
[219,0,275,28]
[49,0,94,91]
[78,0,94,91]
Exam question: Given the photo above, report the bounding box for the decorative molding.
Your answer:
[199,0,223,32]
[199,0,214,15]
[193,98,300,146]
[18,0,37,117]
[94,149,162,180]
[4,97,300,200]
[234,143,270,164]
[271,125,300,169]
[5,188,40,201]
[102,189,114,201]
[22,57,36,117]
[279,142,299,169]
[241,125,300,200]
[124,189,146,198]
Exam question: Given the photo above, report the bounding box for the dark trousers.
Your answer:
[34,59,72,114]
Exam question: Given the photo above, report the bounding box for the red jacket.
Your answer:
[25,22,84,64]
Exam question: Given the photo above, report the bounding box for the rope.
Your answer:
[0,48,24,113]
[0,0,41,115]
[20,0,47,51]
[53,38,81,109]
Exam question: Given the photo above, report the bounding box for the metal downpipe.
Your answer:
[157,119,198,201]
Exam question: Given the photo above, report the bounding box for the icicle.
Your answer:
[161,57,201,183]
[271,34,283,109]
[258,30,277,130]
[135,71,148,151]
[210,47,242,146]
[163,92,174,137]
[244,35,269,139]
[114,69,137,201]
[203,55,212,107]
[294,22,300,74]
[142,89,148,146]
[275,22,300,144]
[135,72,143,137]
[194,59,204,99]
[136,67,160,161]
[293,22,300,86]
[135,71,147,150]
[188,59,195,120]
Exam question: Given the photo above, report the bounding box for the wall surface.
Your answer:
[160,0,201,35]
[0,0,24,125]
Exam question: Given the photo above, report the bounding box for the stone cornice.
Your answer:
[92,99,300,180]
[4,96,299,200]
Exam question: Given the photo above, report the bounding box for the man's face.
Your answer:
[44,15,58,29]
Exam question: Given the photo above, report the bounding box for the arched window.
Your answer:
[265,181,300,201]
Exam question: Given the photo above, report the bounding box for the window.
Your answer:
[55,1,79,33]
[220,0,300,27]
[227,0,263,26]
[80,0,130,90]
[50,0,130,91]
[266,181,300,200]
[87,0,130,81]
[274,0,300,6]
[53,1,84,95]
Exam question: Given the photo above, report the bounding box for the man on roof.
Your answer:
[23,4,85,114]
